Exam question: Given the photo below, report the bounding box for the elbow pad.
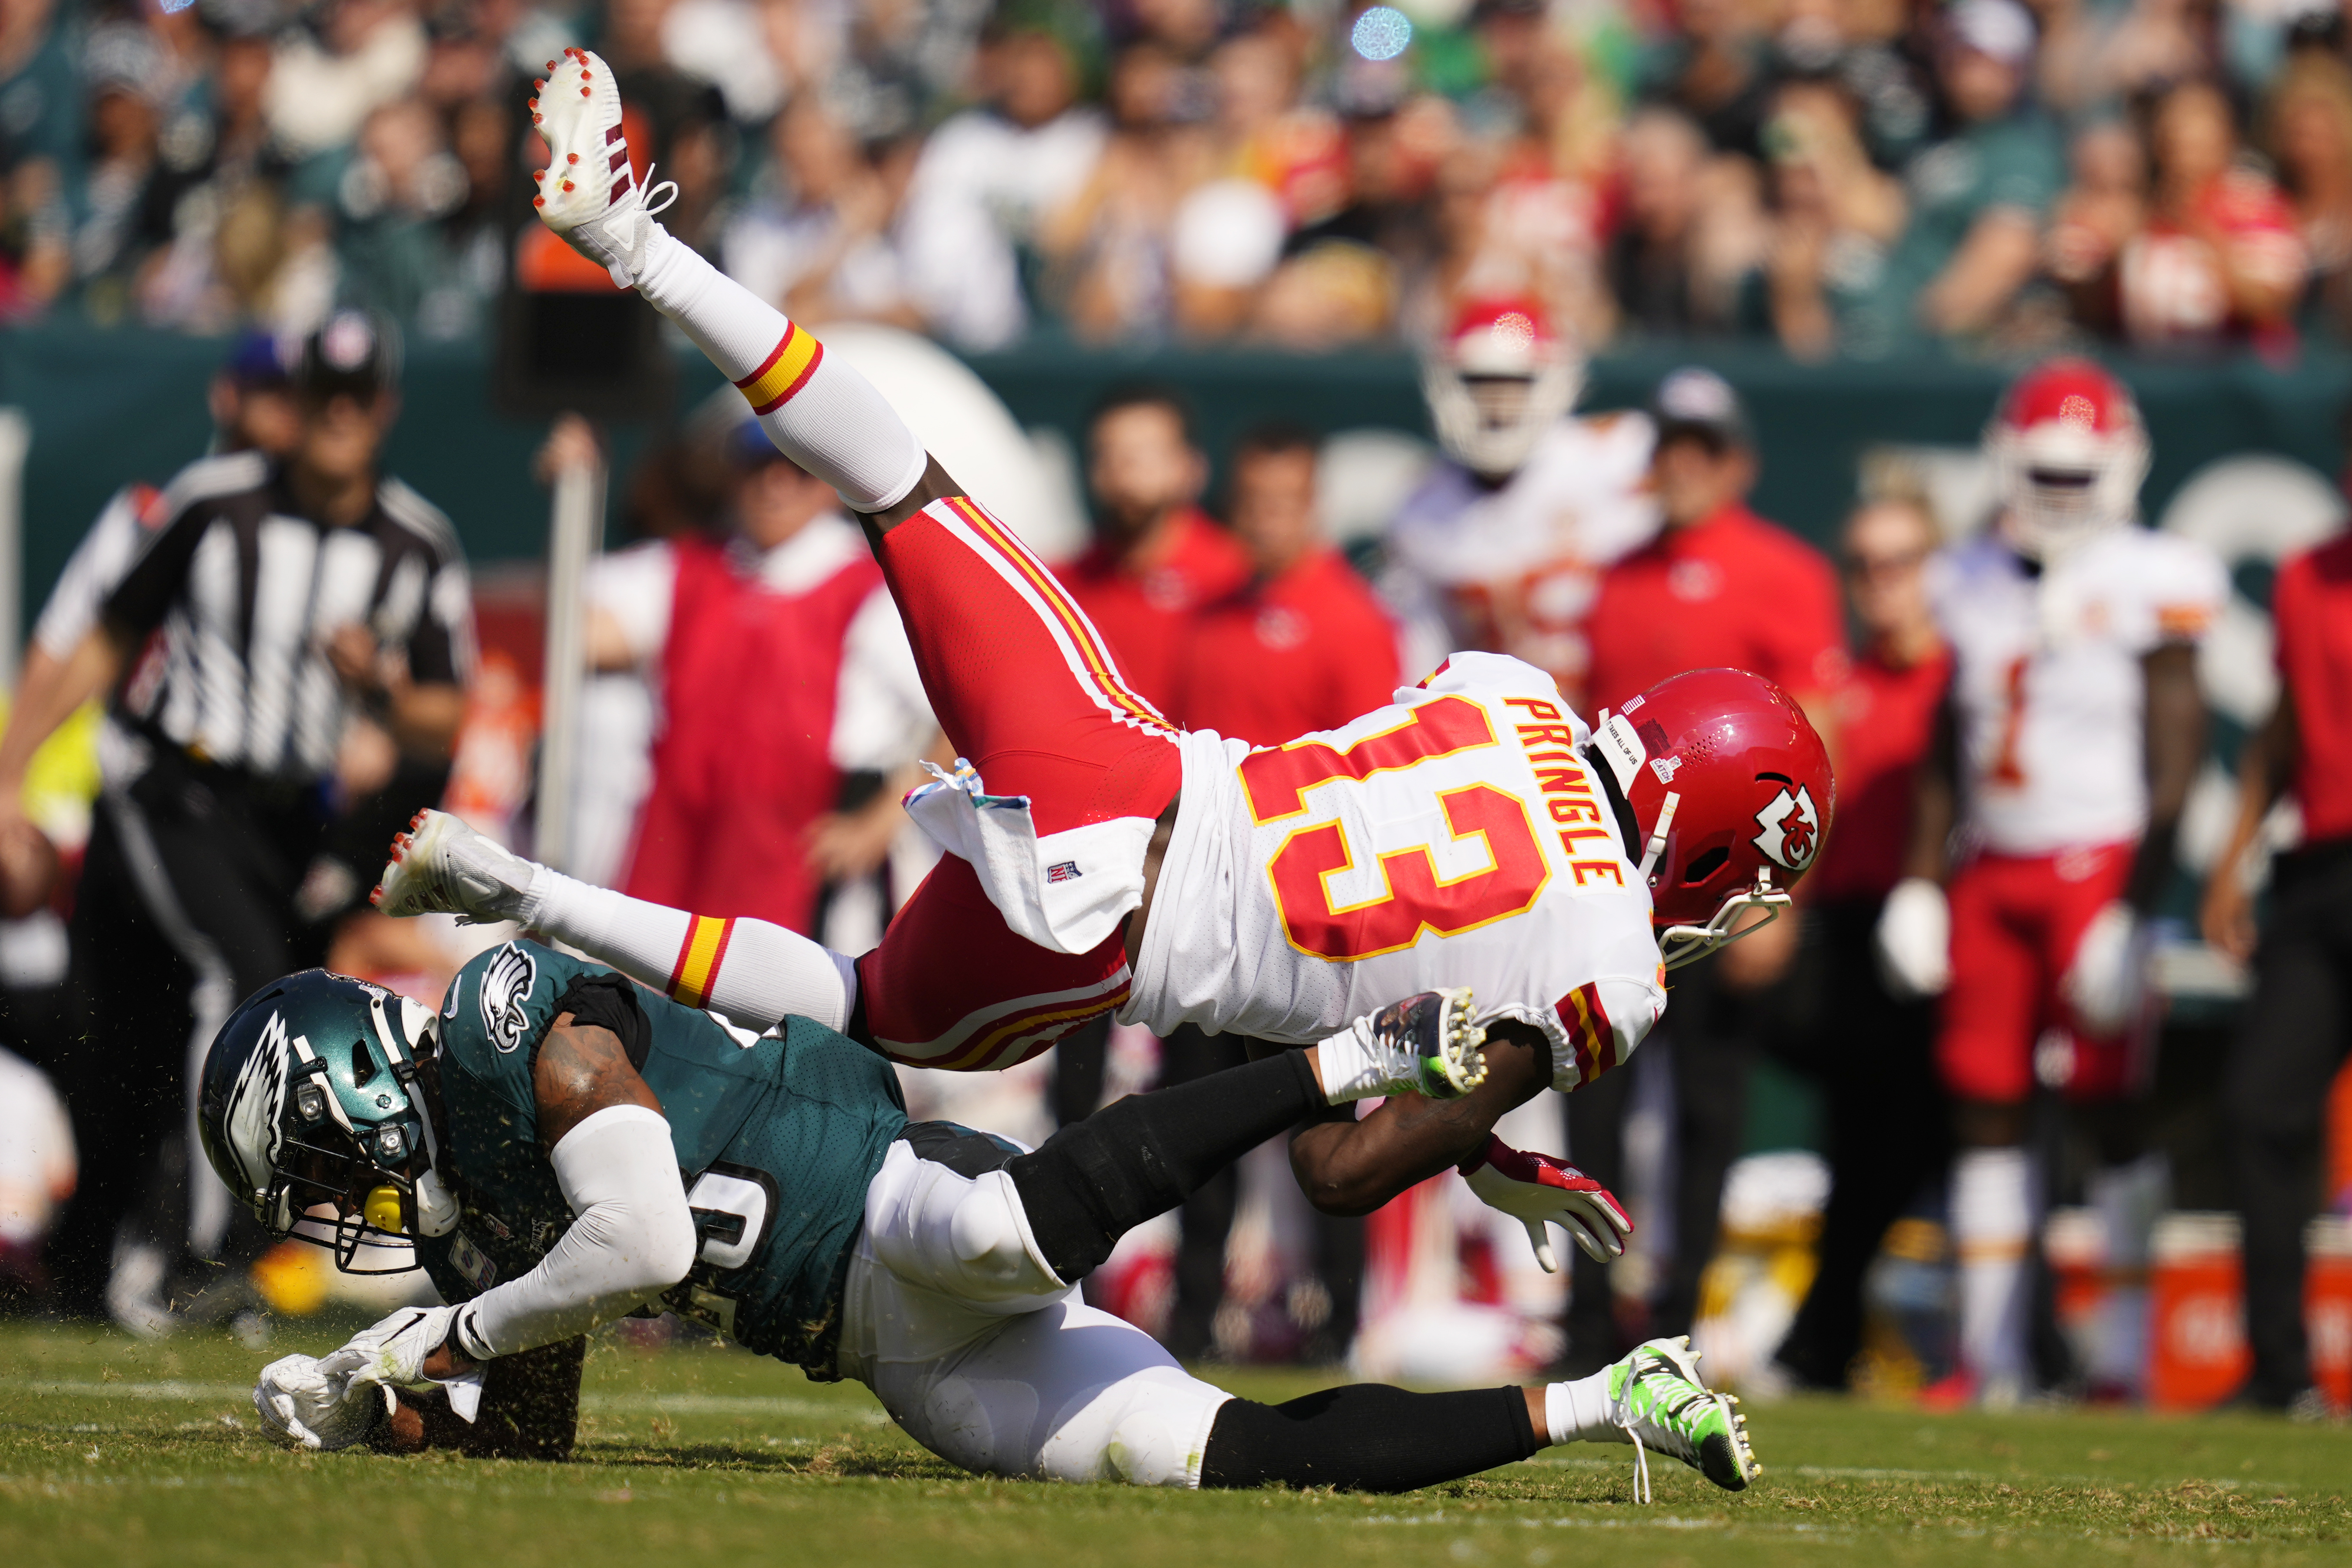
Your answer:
[459,1105,695,1359]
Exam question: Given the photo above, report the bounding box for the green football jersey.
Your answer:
[417,940,908,1373]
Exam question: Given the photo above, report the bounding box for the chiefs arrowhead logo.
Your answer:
[1752,785,1821,871]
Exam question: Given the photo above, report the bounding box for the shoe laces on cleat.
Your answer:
[1606,1336,1759,1503]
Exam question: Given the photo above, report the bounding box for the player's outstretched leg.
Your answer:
[862,1096,1754,1497]
[374,810,857,1034]
[1200,1336,1758,1496]
[531,47,924,518]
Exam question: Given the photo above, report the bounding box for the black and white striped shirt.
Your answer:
[102,452,476,781]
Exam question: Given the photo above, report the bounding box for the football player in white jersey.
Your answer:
[377,47,1832,1275]
[1876,358,2224,1407]
[1385,298,1659,712]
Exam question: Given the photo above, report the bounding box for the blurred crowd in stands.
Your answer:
[12,0,2352,357]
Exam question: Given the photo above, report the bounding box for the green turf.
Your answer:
[3,1319,2347,1567]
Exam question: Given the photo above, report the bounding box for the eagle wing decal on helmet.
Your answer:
[479,942,537,1053]
[222,1010,291,1206]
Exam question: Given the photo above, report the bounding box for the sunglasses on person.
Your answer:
[1842,546,1929,579]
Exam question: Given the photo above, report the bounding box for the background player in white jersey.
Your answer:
[1877,358,2224,1407]
[383,47,1831,1269]
[1385,298,1658,712]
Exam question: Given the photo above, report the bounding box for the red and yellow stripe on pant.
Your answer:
[668,915,737,1009]
[1555,981,1620,1089]
[735,322,823,415]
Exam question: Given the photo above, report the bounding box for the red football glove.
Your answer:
[1459,1134,1633,1274]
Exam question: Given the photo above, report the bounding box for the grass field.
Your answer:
[3,1318,2348,1568]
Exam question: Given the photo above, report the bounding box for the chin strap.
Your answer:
[1636,789,1680,881]
[1657,869,1792,971]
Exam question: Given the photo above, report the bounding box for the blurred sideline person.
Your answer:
[0,332,303,1069]
[1158,422,1400,1360]
[1573,367,1846,1372]
[0,311,475,1332]
[1065,384,1250,718]
[591,417,939,939]
[1384,297,1657,714]
[2202,529,2352,1419]
[1879,359,2222,1408]
[1053,384,1249,1126]
[1765,497,1952,1392]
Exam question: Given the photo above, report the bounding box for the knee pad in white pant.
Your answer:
[875,1299,1231,1487]
[864,1139,1066,1308]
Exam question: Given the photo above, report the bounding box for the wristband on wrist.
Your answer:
[449,1304,495,1363]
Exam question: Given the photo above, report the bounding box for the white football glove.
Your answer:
[253,1352,392,1452]
[2064,900,2148,1038]
[1876,876,1951,998]
[1459,1135,1632,1274]
[318,1305,486,1420]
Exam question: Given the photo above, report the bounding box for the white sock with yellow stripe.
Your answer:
[630,226,925,512]
[525,870,857,1034]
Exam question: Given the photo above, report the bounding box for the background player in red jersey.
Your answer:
[1160,419,1400,1360]
[1046,384,1251,1130]
[1063,385,1251,722]
[1879,359,2224,1407]
[1569,368,1847,1369]
[2203,529,2352,1417]
[1765,496,1953,1393]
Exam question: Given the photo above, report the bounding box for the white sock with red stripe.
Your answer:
[524,870,858,1034]
[630,226,925,512]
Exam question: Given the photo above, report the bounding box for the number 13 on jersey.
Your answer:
[1238,696,1551,961]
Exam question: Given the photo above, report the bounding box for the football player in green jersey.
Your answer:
[196,946,1759,1495]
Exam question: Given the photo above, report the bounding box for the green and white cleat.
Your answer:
[372,809,540,925]
[1326,988,1488,1102]
[1605,1336,1761,1500]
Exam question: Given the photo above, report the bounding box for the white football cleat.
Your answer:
[372,809,541,925]
[528,46,675,287]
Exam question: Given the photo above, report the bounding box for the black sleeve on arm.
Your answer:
[99,500,216,643]
[552,973,653,1072]
[1201,1384,1539,1492]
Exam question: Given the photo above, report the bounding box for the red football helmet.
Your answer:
[1590,668,1836,968]
[1984,357,2149,561]
[1420,297,1583,479]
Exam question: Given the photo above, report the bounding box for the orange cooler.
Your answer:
[2309,1217,2352,1413]
[2147,1213,2251,1411]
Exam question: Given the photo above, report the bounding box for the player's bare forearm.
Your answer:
[1902,695,1958,883]
[374,1337,587,1460]
[533,1013,664,1149]
[1286,1021,1550,1216]
[2129,643,2206,912]
[2214,700,2294,885]
[858,454,964,532]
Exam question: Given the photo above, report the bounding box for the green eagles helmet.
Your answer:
[196,969,458,1273]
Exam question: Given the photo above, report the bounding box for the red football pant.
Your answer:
[854,496,1184,1071]
[1937,842,2142,1104]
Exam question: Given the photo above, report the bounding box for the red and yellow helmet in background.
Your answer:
[1419,297,1583,479]
[1985,357,2150,562]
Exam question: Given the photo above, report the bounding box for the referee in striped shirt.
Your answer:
[0,312,475,1327]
